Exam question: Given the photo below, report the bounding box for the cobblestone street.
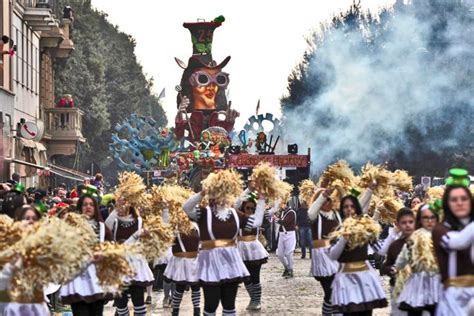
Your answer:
[105,252,391,315]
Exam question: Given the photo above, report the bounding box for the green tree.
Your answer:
[53,1,167,181]
[281,1,474,179]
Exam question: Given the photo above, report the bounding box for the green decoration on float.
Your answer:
[213,15,225,23]
[159,148,171,167]
[141,149,155,161]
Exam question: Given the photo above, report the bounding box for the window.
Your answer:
[22,25,26,87]
[11,20,39,94]
[26,29,29,90]
[15,28,19,83]
[32,39,39,95]
[3,114,12,158]
[34,47,38,93]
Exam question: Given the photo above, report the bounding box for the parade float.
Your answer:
[110,16,310,190]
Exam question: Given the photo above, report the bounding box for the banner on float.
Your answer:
[228,154,309,169]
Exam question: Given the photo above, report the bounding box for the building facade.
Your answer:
[0,0,85,187]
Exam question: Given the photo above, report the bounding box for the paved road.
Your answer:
[104,250,392,315]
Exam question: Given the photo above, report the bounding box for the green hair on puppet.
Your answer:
[213,15,225,23]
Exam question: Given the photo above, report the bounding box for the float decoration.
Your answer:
[109,17,311,190]
[110,114,177,173]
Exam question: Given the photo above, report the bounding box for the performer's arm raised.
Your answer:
[183,192,204,221]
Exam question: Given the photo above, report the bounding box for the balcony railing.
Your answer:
[18,0,57,10]
[43,107,85,142]
[19,0,58,32]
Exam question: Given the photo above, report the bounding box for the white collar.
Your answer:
[117,214,135,223]
[320,210,336,220]
[213,206,232,222]
[460,218,470,227]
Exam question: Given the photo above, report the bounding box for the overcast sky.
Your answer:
[92,0,394,129]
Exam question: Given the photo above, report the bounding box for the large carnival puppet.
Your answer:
[174,16,239,142]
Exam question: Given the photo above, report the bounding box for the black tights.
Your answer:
[70,300,105,316]
[315,275,334,303]
[202,282,239,314]
[244,263,261,285]
[343,311,372,316]
[175,283,200,292]
[315,275,335,315]
[114,285,146,315]
[173,283,200,309]
[407,306,435,316]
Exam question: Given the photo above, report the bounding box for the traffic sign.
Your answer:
[20,122,39,140]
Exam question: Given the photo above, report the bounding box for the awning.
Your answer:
[15,138,48,176]
[9,158,47,170]
[8,159,88,182]
[48,163,89,182]
[48,167,85,182]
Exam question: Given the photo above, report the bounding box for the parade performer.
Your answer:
[105,173,154,316]
[307,187,342,315]
[154,247,174,308]
[151,184,202,316]
[164,221,201,316]
[60,194,113,316]
[0,215,96,316]
[394,204,441,315]
[328,196,388,315]
[307,181,375,315]
[182,169,265,316]
[380,208,415,316]
[274,201,297,279]
[236,190,268,311]
[432,169,474,316]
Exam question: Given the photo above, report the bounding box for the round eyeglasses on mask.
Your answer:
[189,71,229,88]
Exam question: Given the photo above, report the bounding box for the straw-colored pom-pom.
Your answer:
[202,169,243,207]
[137,215,175,261]
[114,171,148,207]
[407,229,438,272]
[148,185,194,235]
[390,169,413,192]
[329,215,381,250]
[4,218,94,301]
[299,179,316,205]
[318,160,356,191]
[379,197,405,225]
[94,242,136,293]
[426,186,444,203]
[358,162,391,194]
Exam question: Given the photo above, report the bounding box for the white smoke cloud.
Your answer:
[282,2,474,175]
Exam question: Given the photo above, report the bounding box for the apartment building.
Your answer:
[0,0,85,187]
